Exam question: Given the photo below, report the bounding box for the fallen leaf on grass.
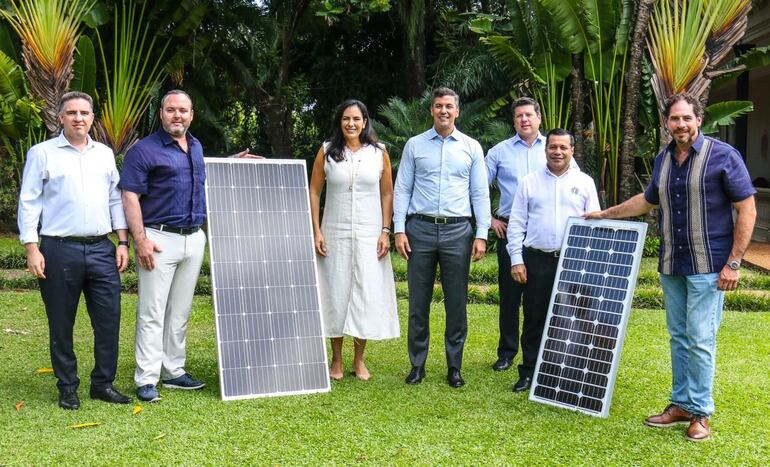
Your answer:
[15,400,24,411]
[153,433,165,441]
[4,328,30,335]
[132,405,142,415]
[35,367,54,375]
[69,422,100,429]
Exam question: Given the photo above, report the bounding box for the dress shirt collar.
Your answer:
[56,131,95,151]
[666,131,705,159]
[544,165,576,179]
[158,128,196,148]
[512,132,545,148]
[428,126,461,141]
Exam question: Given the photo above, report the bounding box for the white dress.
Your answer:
[317,143,400,339]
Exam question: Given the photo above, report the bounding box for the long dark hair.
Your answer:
[325,99,379,162]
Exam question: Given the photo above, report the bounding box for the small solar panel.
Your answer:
[529,217,647,417]
[204,158,330,400]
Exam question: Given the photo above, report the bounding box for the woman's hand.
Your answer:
[377,232,390,259]
[315,232,328,256]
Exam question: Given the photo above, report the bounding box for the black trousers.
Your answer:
[38,237,122,392]
[519,247,559,379]
[405,217,473,370]
[496,237,524,359]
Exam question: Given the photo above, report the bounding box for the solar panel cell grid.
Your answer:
[205,159,330,400]
[529,218,647,418]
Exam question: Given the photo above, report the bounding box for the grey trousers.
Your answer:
[405,217,473,370]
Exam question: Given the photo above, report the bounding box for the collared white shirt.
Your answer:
[17,132,127,244]
[393,126,491,239]
[506,166,600,265]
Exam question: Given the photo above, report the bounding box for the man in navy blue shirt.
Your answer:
[587,93,756,441]
[120,90,208,402]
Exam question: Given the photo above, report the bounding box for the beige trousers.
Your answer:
[134,228,206,386]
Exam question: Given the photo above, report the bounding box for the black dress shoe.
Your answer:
[492,357,513,372]
[59,390,80,410]
[404,366,425,385]
[512,376,532,392]
[447,368,465,388]
[90,386,132,404]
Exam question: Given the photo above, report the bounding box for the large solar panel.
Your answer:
[204,158,330,400]
[529,218,647,417]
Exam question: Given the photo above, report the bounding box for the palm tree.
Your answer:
[1,0,94,135]
[91,1,170,155]
[540,0,634,207]
[646,0,751,110]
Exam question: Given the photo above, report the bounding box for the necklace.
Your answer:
[346,146,363,191]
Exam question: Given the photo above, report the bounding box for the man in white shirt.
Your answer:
[17,92,132,409]
[506,128,600,392]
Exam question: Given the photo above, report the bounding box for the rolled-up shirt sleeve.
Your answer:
[393,139,416,233]
[506,180,529,265]
[17,146,46,244]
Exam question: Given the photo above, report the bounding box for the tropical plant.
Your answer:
[1,0,94,135]
[540,0,634,207]
[701,100,753,134]
[470,1,572,131]
[372,93,432,165]
[646,0,752,107]
[0,49,44,228]
[91,1,170,155]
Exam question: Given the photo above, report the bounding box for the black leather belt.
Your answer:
[411,214,470,225]
[146,224,201,235]
[42,235,108,244]
[525,246,560,258]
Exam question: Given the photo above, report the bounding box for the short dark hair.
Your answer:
[545,128,574,147]
[432,87,459,107]
[663,92,703,119]
[511,97,540,116]
[58,91,93,113]
[160,89,193,109]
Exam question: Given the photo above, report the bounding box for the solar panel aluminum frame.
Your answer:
[528,217,648,418]
[205,158,330,401]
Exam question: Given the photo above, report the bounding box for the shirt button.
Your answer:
[676,194,680,197]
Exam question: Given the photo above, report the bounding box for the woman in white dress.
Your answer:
[309,100,400,381]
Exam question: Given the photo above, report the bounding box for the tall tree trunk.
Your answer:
[400,0,427,98]
[570,53,585,167]
[252,0,310,157]
[256,87,293,157]
[619,0,655,203]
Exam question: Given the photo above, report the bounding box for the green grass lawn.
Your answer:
[1,292,768,464]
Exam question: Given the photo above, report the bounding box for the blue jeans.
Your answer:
[659,273,725,417]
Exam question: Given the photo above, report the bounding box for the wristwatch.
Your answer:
[118,240,130,247]
[727,259,741,270]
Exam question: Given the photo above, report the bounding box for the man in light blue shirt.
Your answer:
[485,97,546,374]
[394,87,491,388]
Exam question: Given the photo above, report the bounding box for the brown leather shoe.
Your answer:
[644,404,691,427]
[686,415,711,441]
